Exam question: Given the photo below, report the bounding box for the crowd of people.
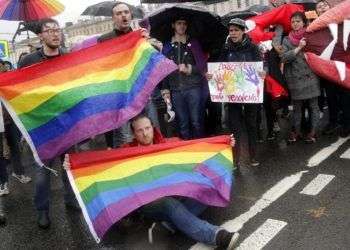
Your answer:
[0,0,349,249]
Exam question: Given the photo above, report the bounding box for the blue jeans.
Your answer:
[34,160,76,212]
[144,98,160,129]
[172,87,204,139]
[140,197,220,246]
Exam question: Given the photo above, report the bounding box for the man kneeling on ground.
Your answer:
[122,114,239,249]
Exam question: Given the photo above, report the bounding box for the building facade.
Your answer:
[8,0,270,64]
[144,0,269,15]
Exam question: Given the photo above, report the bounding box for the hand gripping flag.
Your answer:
[0,31,177,166]
[64,135,235,242]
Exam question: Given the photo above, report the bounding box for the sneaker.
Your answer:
[12,173,31,184]
[267,132,276,141]
[0,183,9,196]
[305,132,316,144]
[37,211,50,229]
[273,122,281,132]
[250,159,260,167]
[216,230,240,250]
[288,131,300,143]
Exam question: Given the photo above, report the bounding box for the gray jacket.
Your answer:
[281,38,320,100]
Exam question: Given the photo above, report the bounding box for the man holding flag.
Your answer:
[99,1,162,149]
[18,18,81,230]
[120,114,240,249]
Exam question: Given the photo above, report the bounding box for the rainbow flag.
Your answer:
[0,31,176,165]
[65,135,235,242]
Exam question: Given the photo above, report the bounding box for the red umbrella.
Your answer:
[0,0,65,21]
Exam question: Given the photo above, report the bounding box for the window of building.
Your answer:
[245,0,250,7]
[237,0,241,8]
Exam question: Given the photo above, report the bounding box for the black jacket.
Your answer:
[17,48,63,68]
[162,40,204,91]
[219,35,261,62]
[97,28,132,43]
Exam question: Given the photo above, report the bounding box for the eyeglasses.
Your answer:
[42,29,62,35]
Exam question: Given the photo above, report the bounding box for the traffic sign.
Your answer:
[0,40,9,59]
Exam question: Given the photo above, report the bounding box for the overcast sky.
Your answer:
[0,0,140,41]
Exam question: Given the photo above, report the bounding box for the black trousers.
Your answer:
[227,103,258,165]
[324,80,341,125]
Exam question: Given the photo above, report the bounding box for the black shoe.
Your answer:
[216,230,240,249]
[65,202,81,212]
[37,211,50,229]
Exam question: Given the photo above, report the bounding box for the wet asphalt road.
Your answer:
[0,116,349,250]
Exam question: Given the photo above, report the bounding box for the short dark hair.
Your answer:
[130,113,152,132]
[111,1,132,17]
[290,11,307,26]
[172,14,189,23]
[39,18,59,33]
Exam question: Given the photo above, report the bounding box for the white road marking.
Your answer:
[189,171,307,250]
[236,219,287,250]
[307,137,350,167]
[340,148,350,159]
[300,174,335,196]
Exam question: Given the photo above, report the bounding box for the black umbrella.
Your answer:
[221,10,257,26]
[247,4,271,13]
[81,1,144,19]
[142,4,227,54]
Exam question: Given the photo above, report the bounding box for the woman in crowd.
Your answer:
[281,11,320,143]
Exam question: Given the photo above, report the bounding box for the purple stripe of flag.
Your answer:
[195,164,231,201]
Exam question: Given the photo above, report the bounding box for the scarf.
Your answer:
[288,28,306,46]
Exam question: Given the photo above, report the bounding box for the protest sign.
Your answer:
[208,61,264,103]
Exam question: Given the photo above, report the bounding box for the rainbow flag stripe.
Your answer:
[66,135,234,242]
[0,31,176,164]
